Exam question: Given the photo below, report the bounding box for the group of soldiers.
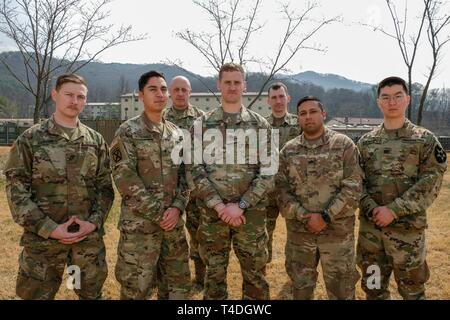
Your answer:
[4,62,447,300]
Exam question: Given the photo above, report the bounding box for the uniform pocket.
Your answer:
[19,249,47,281]
[80,146,98,177]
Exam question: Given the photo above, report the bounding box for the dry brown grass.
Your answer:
[0,145,449,300]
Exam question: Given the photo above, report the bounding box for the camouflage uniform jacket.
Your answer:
[163,104,205,198]
[276,128,362,223]
[110,112,189,233]
[162,104,205,130]
[189,106,274,210]
[265,112,301,204]
[265,112,301,149]
[4,116,114,240]
[357,119,447,229]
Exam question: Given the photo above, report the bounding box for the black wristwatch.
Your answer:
[238,199,248,210]
[321,209,331,224]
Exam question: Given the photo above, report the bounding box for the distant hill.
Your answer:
[1,52,374,99]
[0,51,378,118]
[0,52,210,102]
[279,71,373,92]
[78,61,205,94]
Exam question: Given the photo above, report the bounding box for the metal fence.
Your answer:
[439,136,450,151]
[0,119,123,146]
[83,120,123,145]
[1,119,450,151]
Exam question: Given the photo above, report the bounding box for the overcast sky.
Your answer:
[1,0,449,88]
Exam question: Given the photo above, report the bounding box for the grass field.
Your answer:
[0,146,449,300]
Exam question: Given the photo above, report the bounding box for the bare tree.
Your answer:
[363,0,450,125]
[417,0,450,125]
[0,0,146,123]
[362,0,427,120]
[0,95,17,117]
[177,0,339,106]
[117,75,130,96]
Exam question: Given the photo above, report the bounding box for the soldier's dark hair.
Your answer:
[219,63,246,80]
[139,70,166,91]
[268,82,288,95]
[377,76,408,96]
[55,74,87,91]
[296,96,324,112]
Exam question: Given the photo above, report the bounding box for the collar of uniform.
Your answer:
[140,111,166,135]
[379,118,412,138]
[285,112,298,125]
[297,127,330,148]
[267,112,297,126]
[46,115,84,140]
[168,104,198,119]
[209,105,251,124]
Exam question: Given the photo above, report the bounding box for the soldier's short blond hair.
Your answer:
[55,74,87,91]
[219,63,246,80]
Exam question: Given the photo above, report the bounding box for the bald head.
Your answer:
[170,76,192,109]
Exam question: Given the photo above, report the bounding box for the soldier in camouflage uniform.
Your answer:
[111,71,191,300]
[276,96,362,300]
[162,76,206,289]
[357,76,448,300]
[189,63,274,300]
[4,74,114,300]
[264,82,301,265]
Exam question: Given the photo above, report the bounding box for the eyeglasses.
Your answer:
[379,94,406,104]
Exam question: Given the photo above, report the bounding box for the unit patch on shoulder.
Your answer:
[434,145,447,164]
[111,145,122,163]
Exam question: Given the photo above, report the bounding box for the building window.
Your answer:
[124,99,128,102]
[0,127,4,133]
[248,98,251,101]
[258,106,262,110]
[135,108,138,111]
[125,107,128,111]
[8,126,16,133]
[195,98,199,101]
[135,99,138,102]
[258,98,262,101]
[206,98,210,101]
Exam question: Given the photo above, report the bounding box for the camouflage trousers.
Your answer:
[285,216,359,300]
[115,225,191,300]
[16,232,107,300]
[265,204,280,263]
[185,199,206,283]
[198,206,269,300]
[357,217,430,300]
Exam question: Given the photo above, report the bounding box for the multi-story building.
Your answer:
[326,117,384,141]
[80,102,121,120]
[120,92,270,120]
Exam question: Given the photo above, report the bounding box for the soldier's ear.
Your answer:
[51,89,58,103]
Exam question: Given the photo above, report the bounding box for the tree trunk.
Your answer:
[417,60,437,126]
[33,94,41,124]
[407,70,413,121]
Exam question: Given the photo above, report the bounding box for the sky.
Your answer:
[1,0,449,88]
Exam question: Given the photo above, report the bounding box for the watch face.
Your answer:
[239,200,246,209]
